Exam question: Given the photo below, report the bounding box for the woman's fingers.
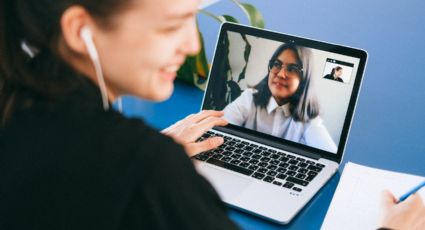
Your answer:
[189,110,224,123]
[185,137,224,157]
[380,190,397,210]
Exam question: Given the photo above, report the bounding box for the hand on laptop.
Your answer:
[379,190,425,230]
[161,110,228,157]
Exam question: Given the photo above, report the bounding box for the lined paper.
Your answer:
[321,162,425,230]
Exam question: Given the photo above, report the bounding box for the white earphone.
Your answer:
[80,26,110,110]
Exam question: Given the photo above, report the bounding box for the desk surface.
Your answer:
[121,0,425,229]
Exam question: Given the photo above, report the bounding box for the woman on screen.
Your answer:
[224,44,337,152]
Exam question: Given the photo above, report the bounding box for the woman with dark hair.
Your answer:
[224,44,337,152]
[324,66,344,82]
[0,0,236,229]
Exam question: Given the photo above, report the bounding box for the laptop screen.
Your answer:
[202,23,367,161]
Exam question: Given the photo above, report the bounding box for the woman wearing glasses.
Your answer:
[223,44,337,152]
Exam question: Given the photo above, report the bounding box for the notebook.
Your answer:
[193,22,367,224]
[321,162,425,230]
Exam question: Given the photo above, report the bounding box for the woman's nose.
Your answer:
[277,68,288,79]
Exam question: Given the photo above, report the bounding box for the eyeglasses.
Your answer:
[269,60,302,78]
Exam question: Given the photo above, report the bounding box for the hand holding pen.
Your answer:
[379,181,425,230]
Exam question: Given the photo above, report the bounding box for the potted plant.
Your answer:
[176,0,265,92]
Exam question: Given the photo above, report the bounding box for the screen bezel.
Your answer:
[201,22,368,163]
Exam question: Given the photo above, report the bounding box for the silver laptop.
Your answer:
[193,23,367,224]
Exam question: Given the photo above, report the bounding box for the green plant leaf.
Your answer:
[230,0,265,28]
[218,15,239,24]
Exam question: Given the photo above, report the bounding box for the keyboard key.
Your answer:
[248,159,259,165]
[234,149,244,154]
[248,165,259,171]
[258,162,268,168]
[261,151,271,157]
[222,156,231,162]
[222,151,232,156]
[260,157,271,162]
[270,160,280,165]
[277,173,287,180]
[263,176,274,183]
[230,159,241,165]
[283,182,294,189]
[270,154,280,160]
[207,158,253,176]
[236,144,245,148]
[277,152,286,157]
[267,171,277,177]
[305,175,316,182]
[306,160,315,165]
[289,165,299,171]
[307,165,322,172]
[252,154,262,159]
[307,171,318,176]
[252,172,265,180]
[279,162,289,168]
[253,149,262,154]
[272,181,282,186]
[241,141,249,145]
[316,163,325,168]
[276,167,287,173]
[258,168,268,174]
[244,146,253,151]
[269,150,277,153]
[231,154,241,159]
[288,159,299,165]
[249,143,258,147]
[242,151,253,157]
[195,154,208,161]
[287,155,295,159]
[298,162,308,168]
[239,162,250,168]
[259,146,267,150]
[225,146,235,151]
[295,173,306,179]
[212,154,222,160]
[286,176,309,186]
[279,157,289,162]
[240,156,250,162]
[296,157,306,162]
[267,165,277,171]
[298,168,308,174]
[292,187,302,192]
[286,170,297,176]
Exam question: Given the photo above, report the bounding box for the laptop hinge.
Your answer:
[213,126,321,160]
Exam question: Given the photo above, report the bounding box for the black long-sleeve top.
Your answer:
[0,80,239,230]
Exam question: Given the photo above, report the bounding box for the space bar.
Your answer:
[206,158,253,176]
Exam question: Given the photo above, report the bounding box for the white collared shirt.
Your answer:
[223,88,337,153]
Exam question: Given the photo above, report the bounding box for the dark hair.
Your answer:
[253,43,320,122]
[331,66,342,75]
[0,0,131,126]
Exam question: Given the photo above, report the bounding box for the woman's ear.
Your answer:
[60,5,94,56]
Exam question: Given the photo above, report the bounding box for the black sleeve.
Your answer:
[119,132,240,230]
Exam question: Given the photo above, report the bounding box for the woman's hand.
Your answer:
[161,110,228,157]
[379,190,425,230]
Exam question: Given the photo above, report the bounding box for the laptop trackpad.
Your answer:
[196,163,253,201]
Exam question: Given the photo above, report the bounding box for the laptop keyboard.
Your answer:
[194,131,326,192]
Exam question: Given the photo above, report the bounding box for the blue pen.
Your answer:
[398,180,425,203]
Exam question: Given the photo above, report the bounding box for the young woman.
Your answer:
[0,0,423,229]
[323,66,344,82]
[224,44,337,152]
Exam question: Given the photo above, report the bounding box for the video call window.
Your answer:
[322,58,354,84]
[204,31,360,154]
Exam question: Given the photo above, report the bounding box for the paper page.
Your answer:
[321,162,425,230]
